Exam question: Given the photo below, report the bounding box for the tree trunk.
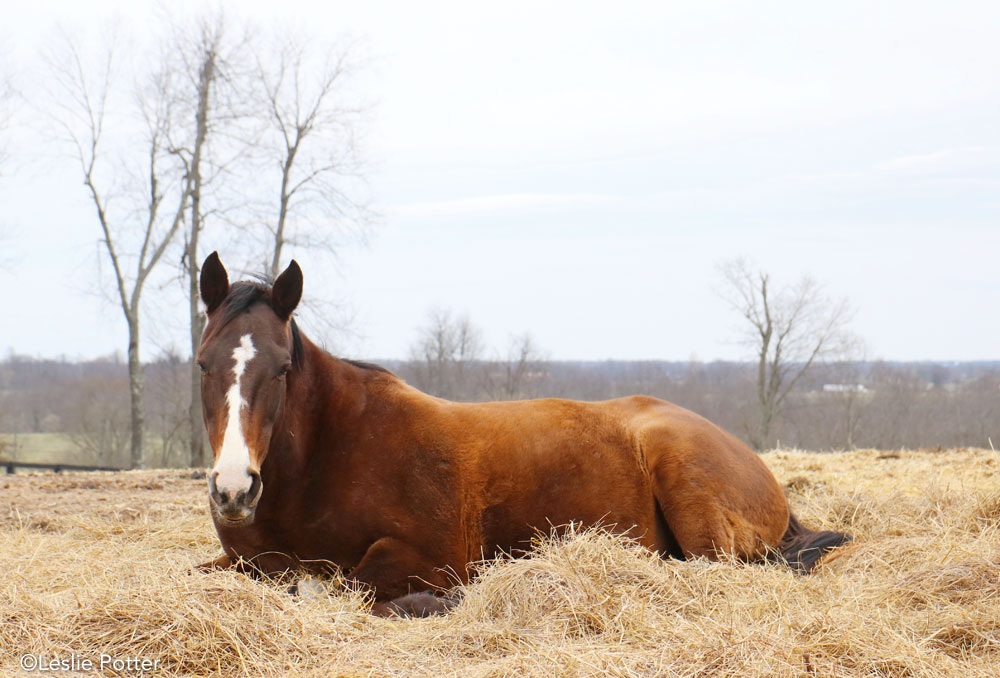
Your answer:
[127,313,145,469]
[188,284,206,467]
[270,165,293,279]
[186,48,214,468]
[187,211,206,467]
[844,391,858,451]
[753,351,769,452]
[757,404,774,452]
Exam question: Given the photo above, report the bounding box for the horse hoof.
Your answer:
[372,592,456,618]
[288,578,327,600]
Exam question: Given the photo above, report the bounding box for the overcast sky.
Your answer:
[2,1,998,362]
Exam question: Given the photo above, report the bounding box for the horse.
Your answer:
[195,252,851,616]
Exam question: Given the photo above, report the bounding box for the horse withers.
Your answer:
[195,252,851,616]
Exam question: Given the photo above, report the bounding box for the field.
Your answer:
[0,433,185,470]
[2,448,999,677]
[0,433,80,465]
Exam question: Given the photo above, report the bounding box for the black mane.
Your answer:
[342,359,393,374]
[215,281,392,375]
[217,281,269,326]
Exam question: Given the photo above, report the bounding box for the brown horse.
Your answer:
[195,252,850,616]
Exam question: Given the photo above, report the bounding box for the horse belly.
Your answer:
[477,437,658,558]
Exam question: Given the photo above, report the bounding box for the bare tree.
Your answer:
[66,374,130,467]
[150,12,266,469]
[250,31,372,279]
[828,341,869,450]
[960,374,1000,449]
[0,53,16,270]
[0,42,13,160]
[719,258,855,451]
[45,34,191,468]
[62,16,247,469]
[158,15,249,468]
[0,66,10,172]
[865,363,927,449]
[179,28,218,468]
[408,309,482,400]
[146,349,191,468]
[481,333,547,401]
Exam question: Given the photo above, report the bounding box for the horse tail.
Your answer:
[776,512,852,573]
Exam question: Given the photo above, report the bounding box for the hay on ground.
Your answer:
[1,447,998,677]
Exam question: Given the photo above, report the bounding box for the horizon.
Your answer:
[4,347,997,369]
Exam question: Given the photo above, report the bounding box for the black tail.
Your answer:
[777,513,852,573]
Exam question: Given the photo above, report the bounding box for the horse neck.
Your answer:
[268,331,374,471]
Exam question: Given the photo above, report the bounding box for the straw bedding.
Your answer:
[1,447,998,677]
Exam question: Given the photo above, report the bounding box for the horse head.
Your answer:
[197,252,302,525]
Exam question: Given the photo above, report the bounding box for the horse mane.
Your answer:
[215,281,393,376]
[342,358,393,375]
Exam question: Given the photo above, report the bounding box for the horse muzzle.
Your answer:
[209,469,262,524]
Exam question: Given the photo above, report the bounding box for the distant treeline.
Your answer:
[1,352,996,468]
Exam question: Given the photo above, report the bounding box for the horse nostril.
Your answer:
[247,470,263,504]
[209,472,226,506]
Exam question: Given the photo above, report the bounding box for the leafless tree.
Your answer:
[829,342,869,450]
[145,349,191,468]
[719,258,855,451]
[159,14,256,468]
[0,43,13,160]
[0,53,16,270]
[481,333,548,401]
[249,30,372,279]
[960,374,1000,449]
[0,386,17,460]
[66,374,130,467]
[865,363,926,449]
[178,24,220,468]
[408,309,482,400]
[0,71,10,172]
[45,33,191,468]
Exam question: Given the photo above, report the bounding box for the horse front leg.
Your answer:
[194,551,297,578]
[371,591,461,617]
[347,536,463,617]
[195,553,233,571]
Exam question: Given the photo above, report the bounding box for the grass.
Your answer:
[1,447,999,677]
[0,433,79,464]
[0,433,187,469]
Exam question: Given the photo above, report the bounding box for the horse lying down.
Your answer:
[194,252,851,616]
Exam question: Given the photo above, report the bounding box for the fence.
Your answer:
[2,460,123,474]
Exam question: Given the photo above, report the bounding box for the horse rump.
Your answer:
[776,512,852,573]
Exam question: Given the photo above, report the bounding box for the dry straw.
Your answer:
[2,447,998,677]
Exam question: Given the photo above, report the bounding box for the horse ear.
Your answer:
[200,251,229,313]
[271,260,302,320]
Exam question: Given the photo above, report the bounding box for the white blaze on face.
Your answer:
[213,333,256,496]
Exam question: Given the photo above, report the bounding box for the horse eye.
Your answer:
[278,363,292,378]
[197,361,208,374]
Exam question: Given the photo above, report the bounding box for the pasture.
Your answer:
[0,433,186,471]
[0,433,79,465]
[2,448,998,677]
